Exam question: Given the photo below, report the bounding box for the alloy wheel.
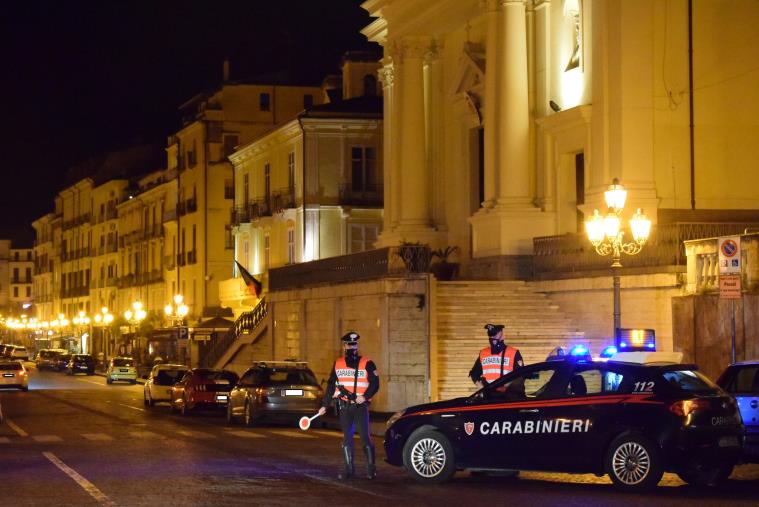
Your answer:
[410,437,447,478]
[612,442,651,485]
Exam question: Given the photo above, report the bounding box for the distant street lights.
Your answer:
[124,301,146,330]
[164,294,189,325]
[93,307,114,362]
[585,179,652,338]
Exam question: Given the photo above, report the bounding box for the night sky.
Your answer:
[0,0,376,244]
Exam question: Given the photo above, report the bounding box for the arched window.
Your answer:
[363,74,377,97]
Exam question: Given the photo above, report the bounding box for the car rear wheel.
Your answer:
[181,395,192,416]
[402,429,456,484]
[144,390,154,407]
[605,434,663,492]
[677,463,734,487]
[244,401,257,427]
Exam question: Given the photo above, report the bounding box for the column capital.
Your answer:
[378,64,394,88]
[399,35,436,60]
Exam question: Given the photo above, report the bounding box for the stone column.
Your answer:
[378,59,399,230]
[399,36,432,226]
[483,0,501,207]
[497,0,531,207]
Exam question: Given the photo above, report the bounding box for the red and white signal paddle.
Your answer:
[299,412,323,431]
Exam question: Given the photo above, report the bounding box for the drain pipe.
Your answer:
[688,0,695,210]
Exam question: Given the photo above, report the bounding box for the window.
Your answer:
[564,0,582,71]
[259,92,271,111]
[13,287,18,297]
[303,94,313,109]
[25,267,31,281]
[224,179,234,199]
[660,370,720,395]
[264,234,270,270]
[351,147,377,192]
[349,224,379,253]
[287,226,295,264]
[484,365,560,401]
[724,367,759,394]
[363,74,377,96]
[288,152,296,191]
[243,174,249,205]
[26,287,30,297]
[564,368,624,396]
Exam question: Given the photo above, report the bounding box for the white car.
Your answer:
[144,364,188,406]
[0,361,29,391]
[106,357,138,384]
[11,346,29,361]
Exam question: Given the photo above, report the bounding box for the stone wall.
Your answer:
[532,273,682,352]
[263,276,430,412]
[672,294,759,381]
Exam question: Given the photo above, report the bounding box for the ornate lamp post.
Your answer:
[72,311,91,354]
[123,301,146,356]
[585,179,652,338]
[93,307,114,364]
[164,294,189,325]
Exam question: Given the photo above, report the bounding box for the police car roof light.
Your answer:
[600,346,618,358]
[570,345,588,356]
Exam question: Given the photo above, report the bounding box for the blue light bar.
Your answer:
[619,342,628,348]
[570,345,588,356]
[616,328,656,352]
[600,346,618,358]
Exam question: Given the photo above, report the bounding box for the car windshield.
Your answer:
[74,355,92,361]
[250,368,318,386]
[723,366,759,394]
[155,369,187,385]
[0,363,22,371]
[113,359,134,367]
[659,369,720,394]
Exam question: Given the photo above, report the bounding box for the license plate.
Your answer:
[719,436,739,448]
[3,373,13,377]
[284,389,303,396]
[215,394,228,402]
[120,369,128,373]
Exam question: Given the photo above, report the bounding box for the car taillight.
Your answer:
[19,370,26,376]
[669,399,711,417]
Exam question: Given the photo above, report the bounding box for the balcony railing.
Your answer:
[271,187,296,213]
[533,222,759,278]
[339,183,383,207]
[269,245,431,291]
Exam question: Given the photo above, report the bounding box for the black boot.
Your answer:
[364,444,376,479]
[338,444,354,480]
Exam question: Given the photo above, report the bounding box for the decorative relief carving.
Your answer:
[378,65,394,88]
[400,36,435,60]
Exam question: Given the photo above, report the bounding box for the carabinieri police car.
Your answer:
[384,343,744,492]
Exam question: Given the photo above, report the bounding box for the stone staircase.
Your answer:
[435,280,603,400]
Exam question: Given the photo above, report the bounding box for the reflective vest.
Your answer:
[334,357,370,400]
[479,346,517,383]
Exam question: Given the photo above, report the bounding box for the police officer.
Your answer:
[317,331,379,480]
[469,323,523,388]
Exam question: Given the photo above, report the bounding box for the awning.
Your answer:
[149,328,180,341]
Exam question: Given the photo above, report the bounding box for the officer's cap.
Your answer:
[341,331,360,344]
[484,324,505,337]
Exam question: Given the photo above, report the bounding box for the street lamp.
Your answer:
[164,294,189,325]
[93,307,114,363]
[584,178,652,338]
[124,301,147,329]
[72,311,91,354]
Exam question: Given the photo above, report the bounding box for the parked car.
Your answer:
[0,360,29,391]
[10,346,30,361]
[1,344,16,358]
[170,368,238,415]
[106,357,138,384]
[717,361,759,462]
[227,361,323,426]
[55,353,72,372]
[66,354,96,375]
[36,349,67,370]
[0,344,9,357]
[384,351,744,490]
[144,364,188,406]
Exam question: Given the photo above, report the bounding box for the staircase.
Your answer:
[435,281,602,400]
[202,297,269,369]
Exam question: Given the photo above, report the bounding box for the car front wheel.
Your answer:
[402,429,456,485]
[605,434,663,492]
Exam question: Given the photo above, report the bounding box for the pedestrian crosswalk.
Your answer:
[0,426,365,444]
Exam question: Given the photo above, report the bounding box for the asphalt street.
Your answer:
[0,365,758,507]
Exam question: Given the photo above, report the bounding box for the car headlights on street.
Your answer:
[386,409,406,429]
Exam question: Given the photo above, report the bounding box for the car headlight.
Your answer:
[386,409,406,429]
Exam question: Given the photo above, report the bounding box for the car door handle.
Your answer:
[519,409,539,413]
[441,414,456,418]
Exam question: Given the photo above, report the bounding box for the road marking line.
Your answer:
[80,379,106,387]
[269,429,316,439]
[81,433,114,441]
[128,431,162,439]
[225,430,265,438]
[43,451,115,506]
[303,473,393,499]
[5,418,28,437]
[117,403,145,412]
[176,430,216,439]
[33,435,63,442]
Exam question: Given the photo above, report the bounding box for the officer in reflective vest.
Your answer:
[469,323,523,388]
[318,331,379,480]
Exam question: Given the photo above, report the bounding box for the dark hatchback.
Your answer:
[66,354,96,375]
[55,353,72,372]
[717,361,759,462]
[384,353,744,491]
[227,361,323,426]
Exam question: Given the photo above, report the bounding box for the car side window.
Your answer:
[240,371,256,386]
[484,365,560,401]
[726,366,759,394]
[565,367,626,396]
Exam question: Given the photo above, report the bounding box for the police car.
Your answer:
[384,335,744,492]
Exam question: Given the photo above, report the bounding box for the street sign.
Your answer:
[177,326,189,340]
[719,274,742,299]
[718,236,741,274]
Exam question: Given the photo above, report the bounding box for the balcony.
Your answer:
[106,242,118,253]
[339,183,383,207]
[271,187,297,213]
[249,199,272,220]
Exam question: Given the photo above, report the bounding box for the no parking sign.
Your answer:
[718,236,741,275]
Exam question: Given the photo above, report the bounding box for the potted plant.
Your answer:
[396,240,429,272]
[430,246,460,281]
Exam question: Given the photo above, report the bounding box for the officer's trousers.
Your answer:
[338,402,372,449]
